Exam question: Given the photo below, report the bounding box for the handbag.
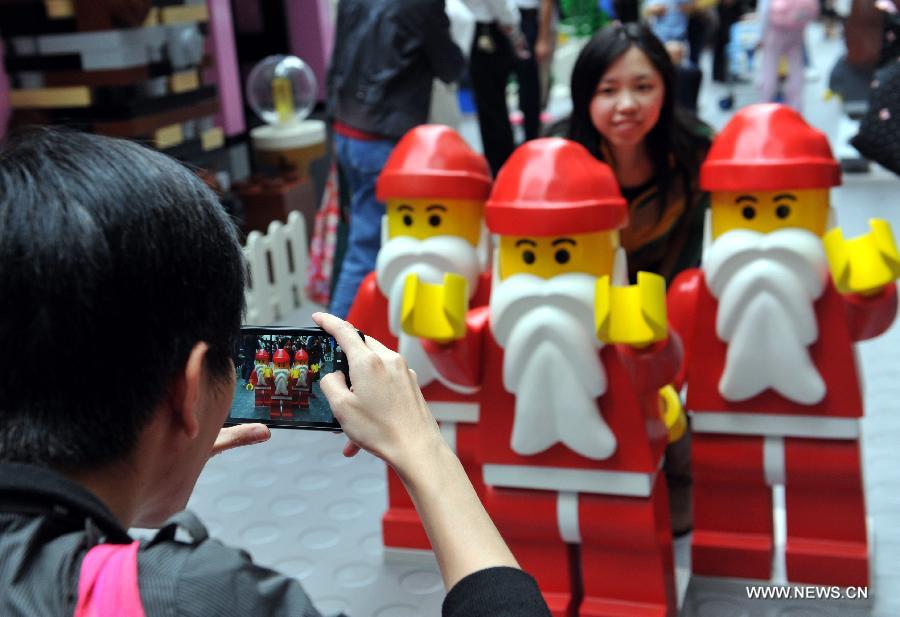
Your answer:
[851,59,900,175]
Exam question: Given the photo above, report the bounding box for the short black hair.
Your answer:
[568,22,710,208]
[0,127,245,471]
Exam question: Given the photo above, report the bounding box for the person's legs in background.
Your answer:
[783,33,807,111]
[758,29,782,105]
[713,0,743,82]
[328,134,395,318]
[514,8,542,141]
[470,22,516,176]
[687,9,708,67]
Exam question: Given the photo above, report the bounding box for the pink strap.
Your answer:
[74,542,146,617]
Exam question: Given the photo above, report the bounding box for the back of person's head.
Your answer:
[0,127,245,472]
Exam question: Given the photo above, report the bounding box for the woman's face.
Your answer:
[589,46,665,152]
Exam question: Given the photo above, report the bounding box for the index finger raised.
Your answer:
[312,312,369,357]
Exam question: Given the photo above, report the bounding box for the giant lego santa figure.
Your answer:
[667,104,900,587]
[406,138,684,617]
[345,124,494,553]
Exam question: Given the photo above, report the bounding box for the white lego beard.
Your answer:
[703,227,830,404]
[254,364,269,386]
[376,234,482,390]
[489,271,616,461]
[272,368,291,396]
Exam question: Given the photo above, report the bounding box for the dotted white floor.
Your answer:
[181,23,900,617]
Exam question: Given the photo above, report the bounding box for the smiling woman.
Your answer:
[568,22,712,285]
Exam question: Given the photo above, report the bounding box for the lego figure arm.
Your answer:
[420,306,489,389]
[665,267,703,389]
[823,219,900,340]
[615,330,684,396]
[844,284,898,341]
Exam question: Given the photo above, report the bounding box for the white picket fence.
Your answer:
[243,211,309,324]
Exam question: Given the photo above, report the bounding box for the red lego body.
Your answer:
[423,305,682,617]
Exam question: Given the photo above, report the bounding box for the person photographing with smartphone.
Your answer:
[0,127,550,617]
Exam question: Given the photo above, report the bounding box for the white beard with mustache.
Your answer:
[273,368,291,396]
[703,227,830,404]
[254,364,269,387]
[376,234,483,391]
[490,272,616,460]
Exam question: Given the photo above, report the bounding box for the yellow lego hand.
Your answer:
[659,385,687,444]
[824,219,900,296]
[245,383,255,391]
[400,272,468,343]
[595,271,668,347]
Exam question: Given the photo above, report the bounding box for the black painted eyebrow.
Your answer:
[515,239,537,247]
[426,204,447,212]
[397,205,414,212]
[773,193,797,201]
[552,237,576,246]
[736,195,758,204]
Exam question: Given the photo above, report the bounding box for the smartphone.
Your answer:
[226,326,355,430]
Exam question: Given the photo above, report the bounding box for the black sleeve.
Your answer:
[138,536,322,617]
[409,1,466,84]
[442,567,552,617]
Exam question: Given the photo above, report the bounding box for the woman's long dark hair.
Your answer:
[568,22,709,209]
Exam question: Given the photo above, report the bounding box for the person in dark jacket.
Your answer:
[0,128,550,617]
[326,0,465,318]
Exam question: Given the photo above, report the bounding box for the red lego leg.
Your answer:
[298,391,310,409]
[579,474,677,617]
[692,433,773,579]
[486,487,574,617]
[784,437,868,587]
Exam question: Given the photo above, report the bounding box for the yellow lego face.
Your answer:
[386,198,483,246]
[710,190,830,239]
[499,230,619,279]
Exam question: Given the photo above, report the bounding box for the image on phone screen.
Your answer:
[228,327,347,430]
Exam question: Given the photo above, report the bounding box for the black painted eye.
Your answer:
[523,250,536,265]
[403,214,413,226]
[742,206,756,220]
[554,249,570,264]
[428,214,441,227]
[776,205,791,219]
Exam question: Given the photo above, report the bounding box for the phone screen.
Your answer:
[227,326,347,430]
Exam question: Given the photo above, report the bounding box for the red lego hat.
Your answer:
[273,349,290,365]
[255,349,269,362]
[701,103,841,192]
[486,138,628,236]
[376,125,492,202]
[294,349,309,364]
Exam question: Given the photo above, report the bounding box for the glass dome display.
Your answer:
[247,55,317,126]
